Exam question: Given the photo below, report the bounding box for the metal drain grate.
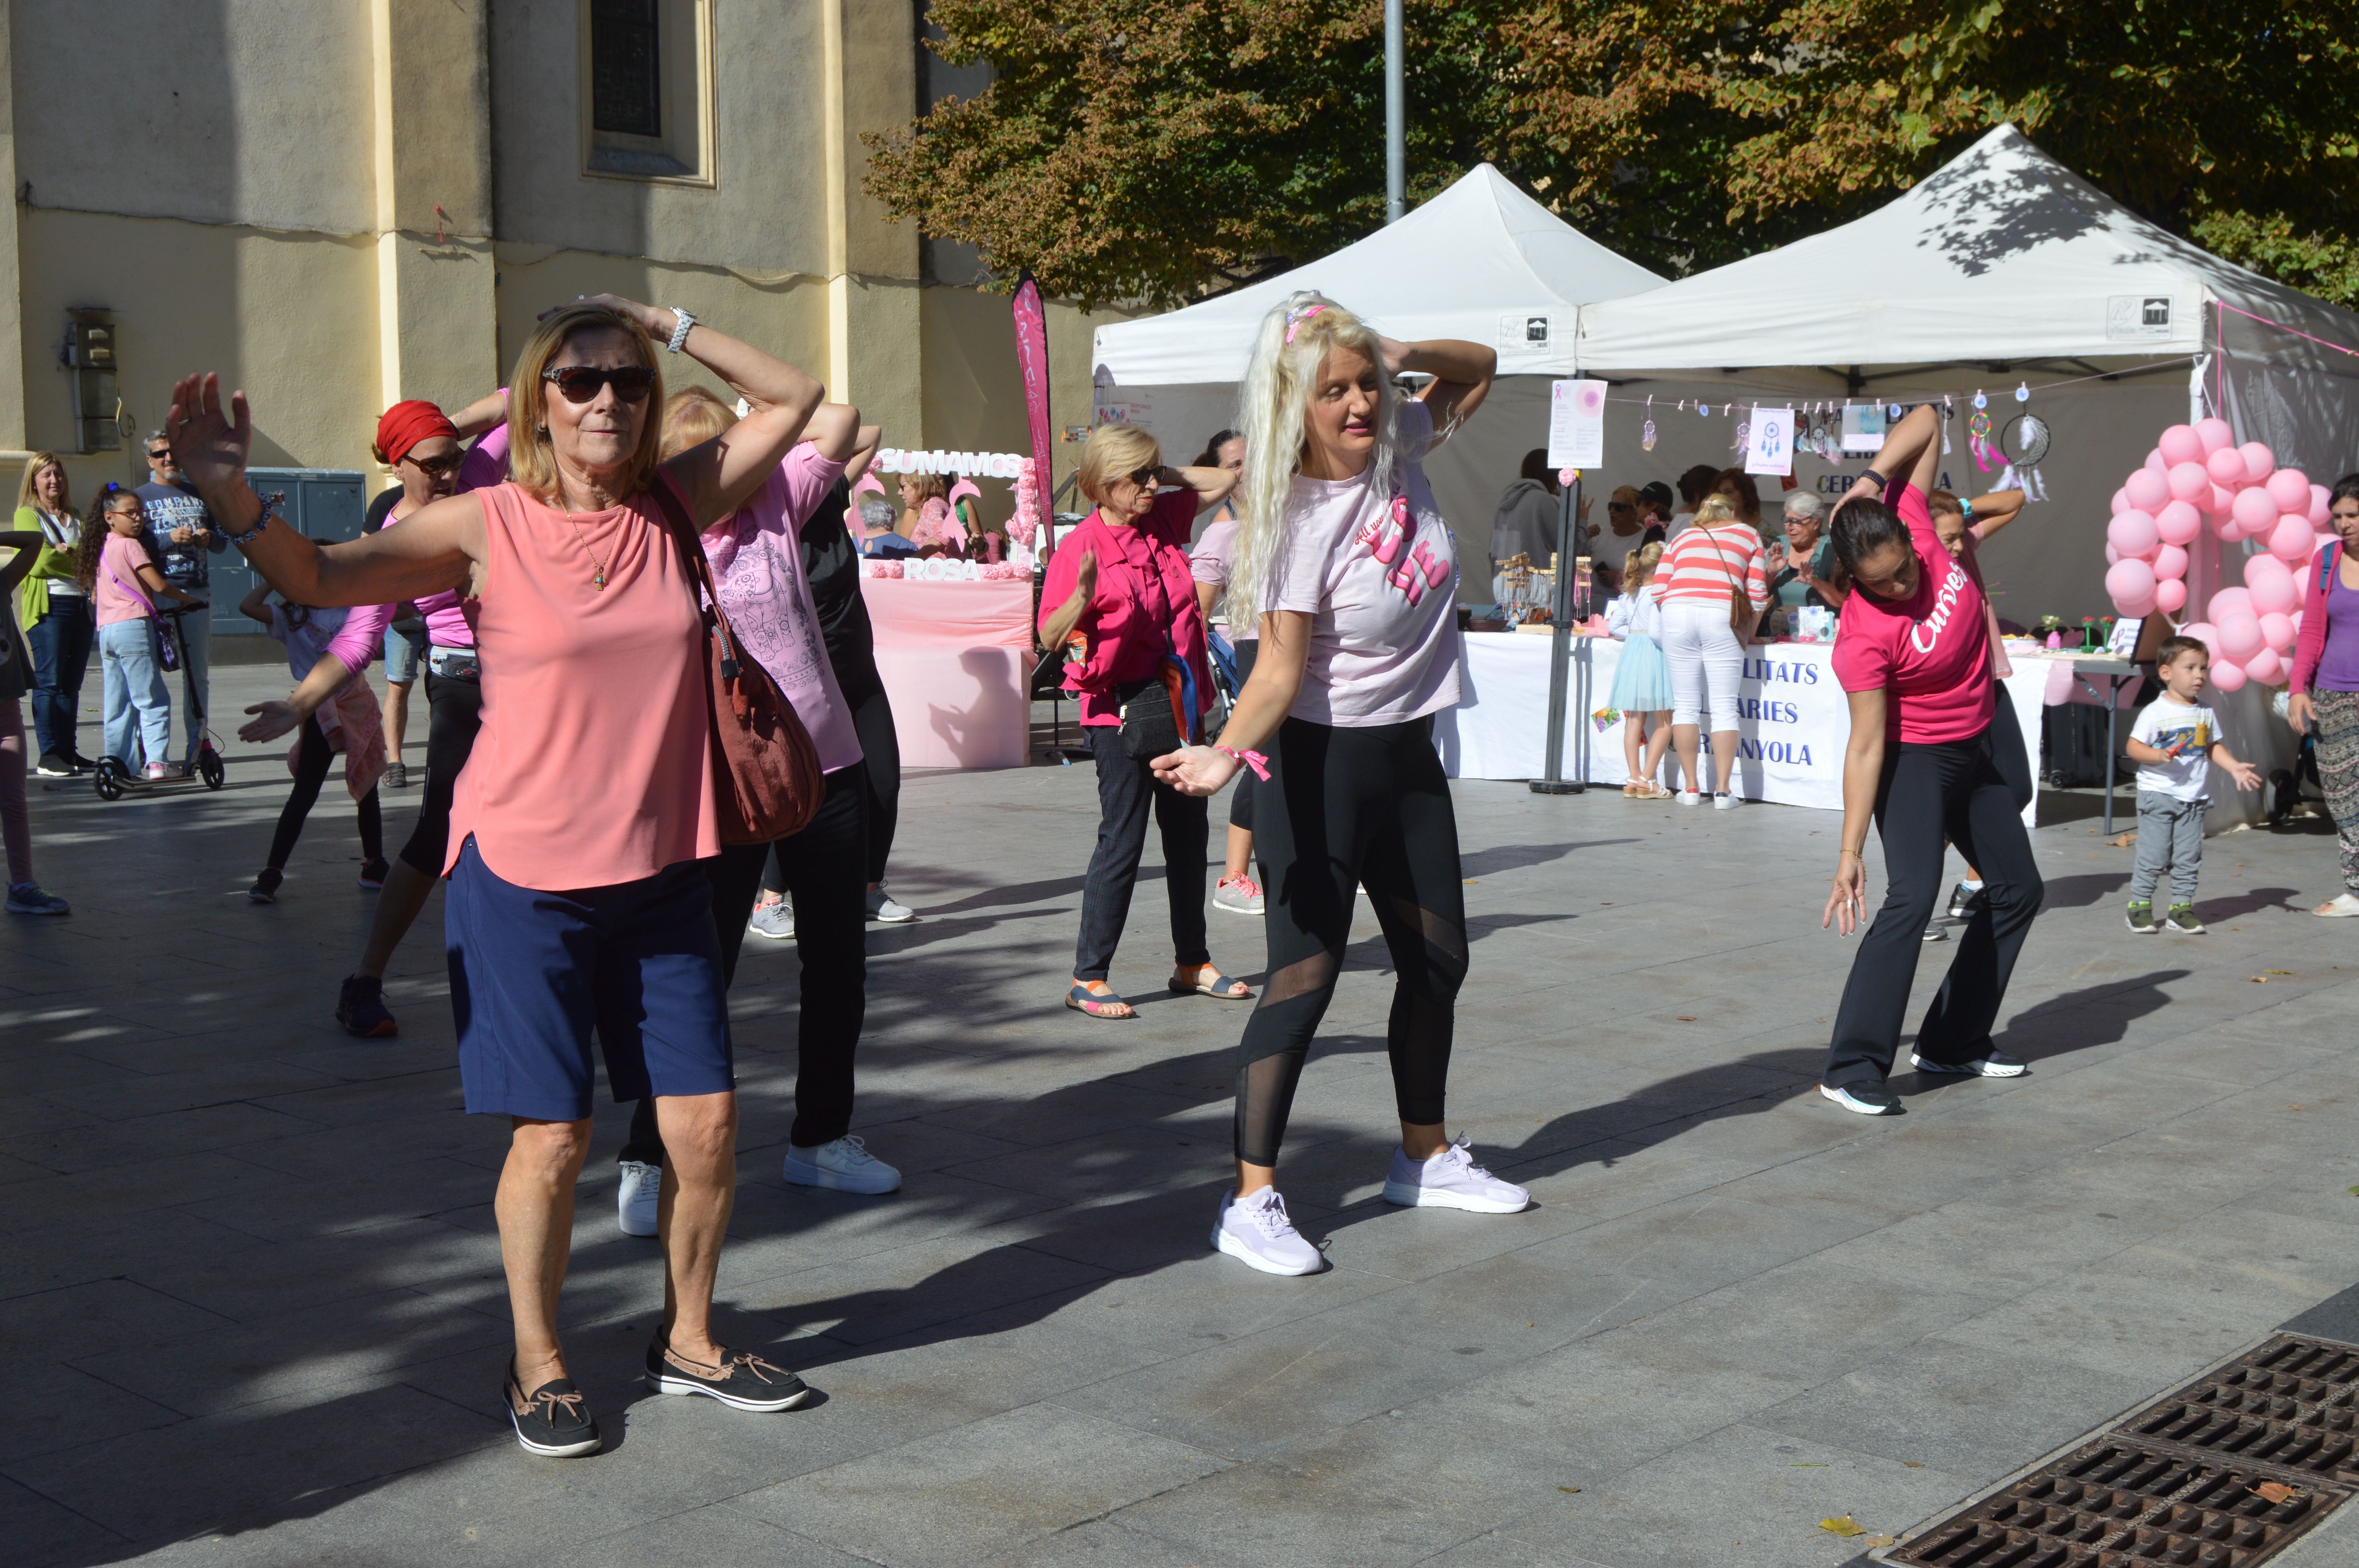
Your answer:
[1889,1336,2359,1567]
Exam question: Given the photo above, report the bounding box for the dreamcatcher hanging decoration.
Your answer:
[1998,412,2051,501]
[1966,389,1997,473]
[1641,395,1656,452]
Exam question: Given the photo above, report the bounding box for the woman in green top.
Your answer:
[14,453,94,775]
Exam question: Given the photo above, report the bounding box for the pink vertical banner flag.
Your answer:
[1011,272,1054,528]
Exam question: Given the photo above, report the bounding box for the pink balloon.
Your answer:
[2166,462,2211,504]
[2153,500,2203,546]
[2106,559,2158,605]
[2206,447,2248,486]
[2209,484,2239,517]
[2195,417,2236,456]
[2266,468,2311,513]
[2208,587,2252,622]
[2312,485,2333,528]
[2152,543,2188,581]
[2246,646,2285,685]
[2157,425,2205,466]
[2240,442,2275,484]
[2250,574,2299,618]
[2124,468,2171,512]
[2218,617,2265,662]
[2231,486,2279,532]
[2260,611,2298,651]
[2109,486,2131,515]
[2104,542,2120,565]
[2154,578,2188,614]
[2211,658,2249,692]
[2270,515,2319,563]
[2146,448,2168,475]
[2107,511,2159,557]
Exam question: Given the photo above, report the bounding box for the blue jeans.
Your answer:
[99,619,172,768]
[174,612,211,762]
[26,596,94,759]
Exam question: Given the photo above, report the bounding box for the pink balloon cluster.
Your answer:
[2104,417,2332,688]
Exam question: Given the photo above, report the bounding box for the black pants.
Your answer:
[1075,724,1210,982]
[266,716,383,872]
[1227,638,1259,834]
[622,765,869,1161]
[1234,715,1467,1165]
[1823,726,2045,1089]
[395,671,484,875]
[845,678,900,884]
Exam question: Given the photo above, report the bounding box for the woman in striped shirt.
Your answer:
[1656,494,1770,806]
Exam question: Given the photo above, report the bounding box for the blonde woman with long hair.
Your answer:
[163,294,826,1456]
[1153,293,1528,1276]
[14,454,93,775]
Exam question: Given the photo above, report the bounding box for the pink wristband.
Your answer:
[1216,745,1270,781]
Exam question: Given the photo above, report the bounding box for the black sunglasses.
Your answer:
[1607,501,1635,511]
[542,365,656,404]
[1123,465,1160,488]
[402,450,466,477]
[146,448,172,461]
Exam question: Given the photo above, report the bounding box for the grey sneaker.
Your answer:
[2163,902,2205,935]
[5,882,69,916]
[2125,900,2158,934]
[1212,874,1265,916]
[781,1134,901,1194]
[866,884,915,922]
[1211,1187,1323,1276]
[1381,1137,1530,1213]
[384,760,409,789]
[746,897,795,941]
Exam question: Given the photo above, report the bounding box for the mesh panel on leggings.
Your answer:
[1234,945,1343,1165]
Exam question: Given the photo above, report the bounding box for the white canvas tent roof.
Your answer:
[1092,163,1665,386]
[1575,125,2359,375]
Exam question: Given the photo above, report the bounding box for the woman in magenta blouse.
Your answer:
[2286,474,2359,917]
[1038,424,1243,1018]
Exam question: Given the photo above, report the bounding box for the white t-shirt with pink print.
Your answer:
[1269,398,1461,727]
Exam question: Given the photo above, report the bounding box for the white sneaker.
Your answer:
[1211,1187,1323,1275]
[1381,1137,1530,1213]
[1676,790,1701,806]
[781,1134,901,1194]
[2317,893,2359,918]
[1212,874,1265,916]
[1713,791,1742,810]
[866,884,916,923]
[746,898,795,940]
[616,1159,661,1237]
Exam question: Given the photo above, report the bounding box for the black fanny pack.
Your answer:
[1116,674,1182,761]
[428,645,480,682]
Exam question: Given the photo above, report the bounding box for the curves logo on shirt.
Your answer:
[1361,494,1450,606]
[1908,560,1969,654]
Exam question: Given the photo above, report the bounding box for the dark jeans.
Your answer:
[1074,723,1210,982]
[26,599,94,760]
[622,765,869,1162]
[845,677,900,884]
[1822,727,2045,1090]
[267,716,383,872]
[1233,715,1466,1165]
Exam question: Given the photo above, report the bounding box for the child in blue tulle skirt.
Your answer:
[1606,542,1674,796]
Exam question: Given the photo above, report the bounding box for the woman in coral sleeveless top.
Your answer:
[162,296,825,1459]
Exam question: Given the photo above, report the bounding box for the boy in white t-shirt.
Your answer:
[2123,636,2263,934]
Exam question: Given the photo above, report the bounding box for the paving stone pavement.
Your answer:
[7,666,2359,1568]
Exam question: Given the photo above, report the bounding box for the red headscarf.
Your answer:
[374,400,458,467]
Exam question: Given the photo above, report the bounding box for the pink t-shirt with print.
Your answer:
[700,444,863,775]
[1269,398,1460,727]
[1830,482,1994,745]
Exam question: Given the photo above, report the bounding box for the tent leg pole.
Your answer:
[1532,476,1583,796]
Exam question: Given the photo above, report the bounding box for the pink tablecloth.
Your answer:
[860,577,1034,770]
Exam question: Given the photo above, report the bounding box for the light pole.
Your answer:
[1385,0,1404,222]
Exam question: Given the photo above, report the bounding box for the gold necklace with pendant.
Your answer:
[565,512,617,590]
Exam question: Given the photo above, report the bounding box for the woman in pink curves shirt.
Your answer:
[1817,404,2043,1116]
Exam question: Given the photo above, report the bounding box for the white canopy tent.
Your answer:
[1088,163,1665,544]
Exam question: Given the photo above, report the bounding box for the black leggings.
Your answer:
[1823,725,2045,1089]
[845,677,900,884]
[266,717,383,872]
[1227,639,1259,834]
[1234,715,1467,1166]
[396,671,484,875]
[623,764,869,1160]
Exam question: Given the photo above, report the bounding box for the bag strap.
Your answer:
[643,470,748,684]
[2322,539,2343,597]
[106,559,159,618]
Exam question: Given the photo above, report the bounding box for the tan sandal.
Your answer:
[1621,780,1639,797]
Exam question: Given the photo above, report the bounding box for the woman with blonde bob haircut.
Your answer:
[162,294,827,1458]
[1152,292,1528,1277]
[1039,421,1244,1018]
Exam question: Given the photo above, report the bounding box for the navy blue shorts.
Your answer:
[445,837,734,1122]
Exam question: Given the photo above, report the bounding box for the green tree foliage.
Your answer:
[865,0,2359,311]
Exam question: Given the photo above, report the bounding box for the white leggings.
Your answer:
[1659,601,1745,728]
